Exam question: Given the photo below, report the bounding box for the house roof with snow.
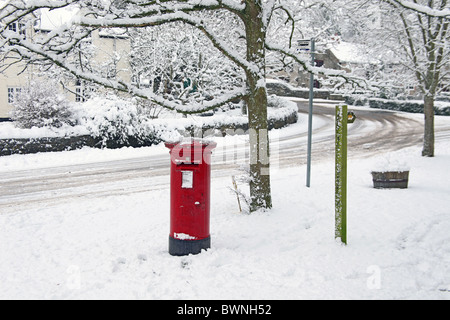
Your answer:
[37,7,79,32]
[327,41,379,65]
[35,7,127,38]
[327,41,401,65]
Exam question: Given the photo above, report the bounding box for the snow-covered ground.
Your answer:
[0,111,449,300]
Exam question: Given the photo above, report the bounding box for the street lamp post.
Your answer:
[306,38,315,188]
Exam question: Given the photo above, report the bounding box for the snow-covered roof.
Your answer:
[98,28,129,39]
[36,7,128,39]
[328,41,379,65]
[0,0,8,9]
[37,7,79,31]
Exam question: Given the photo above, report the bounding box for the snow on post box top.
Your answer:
[165,139,217,165]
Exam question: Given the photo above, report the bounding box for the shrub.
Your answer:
[76,95,163,148]
[10,80,74,129]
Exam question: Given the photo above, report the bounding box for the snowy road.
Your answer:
[1,101,450,213]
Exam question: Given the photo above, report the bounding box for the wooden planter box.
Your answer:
[371,171,409,189]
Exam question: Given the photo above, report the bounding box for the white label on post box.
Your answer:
[181,171,193,189]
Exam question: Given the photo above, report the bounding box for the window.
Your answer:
[75,80,84,102]
[8,23,17,33]
[7,87,21,104]
[315,60,324,68]
[8,22,26,39]
[313,80,321,89]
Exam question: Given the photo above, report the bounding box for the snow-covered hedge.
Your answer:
[1,95,298,155]
[266,80,343,100]
[345,96,450,116]
[75,94,297,143]
[158,96,297,137]
[75,96,164,148]
[371,99,450,115]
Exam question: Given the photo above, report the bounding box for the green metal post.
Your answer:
[335,105,347,245]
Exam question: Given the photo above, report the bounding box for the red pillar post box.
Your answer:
[165,139,217,256]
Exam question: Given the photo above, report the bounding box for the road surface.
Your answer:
[1,101,449,213]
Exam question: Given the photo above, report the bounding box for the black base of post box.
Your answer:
[169,236,211,256]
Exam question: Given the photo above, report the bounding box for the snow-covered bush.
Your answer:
[10,80,75,129]
[267,95,286,109]
[73,94,297,148]
[75,95,163,148]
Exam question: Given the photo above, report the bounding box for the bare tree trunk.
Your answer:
[247,86,272,212]
[244,0,272,212]
[395,2,448,158]
[422,38,440,158]
[422,94,435,157]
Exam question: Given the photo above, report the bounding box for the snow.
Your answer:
[0,122,89,139]
[371,153,411,172]
[0,144,167,173]
[174,233,197,240]
[328,41,380,65]
[37,7,79,32]
[0,113,450,299]
[386,0,450,18]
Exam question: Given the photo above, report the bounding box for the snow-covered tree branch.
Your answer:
[0,0,390,212]
[330,0,449,157]
[383,0,450,18]
[265,41,375,91]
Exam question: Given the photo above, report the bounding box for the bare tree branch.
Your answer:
[384,0,450,18]
[75,12,253,73]
[265,40,377,91]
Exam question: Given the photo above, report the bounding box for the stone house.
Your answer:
[0,7,130,120]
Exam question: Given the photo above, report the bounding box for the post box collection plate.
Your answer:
[181,171,194,189]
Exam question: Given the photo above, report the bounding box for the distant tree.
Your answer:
[129,17,245,107]
[385,0,449,157]
[324,0,449,157]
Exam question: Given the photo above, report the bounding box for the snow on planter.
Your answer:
[371,154,410,189]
